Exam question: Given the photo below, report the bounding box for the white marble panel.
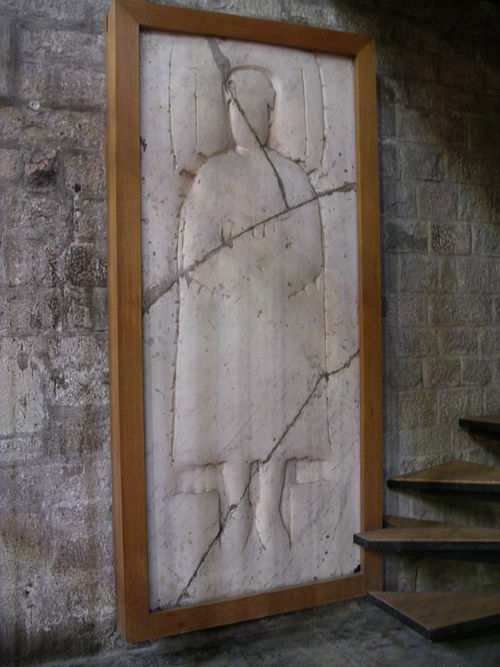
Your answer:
[141,31,360,611]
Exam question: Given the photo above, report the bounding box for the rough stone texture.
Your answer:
[36,598,500,667]
[0,0,499,663]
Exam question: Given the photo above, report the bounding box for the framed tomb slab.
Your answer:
[106,0,382,642]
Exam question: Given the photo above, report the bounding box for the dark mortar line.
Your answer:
[143,182,355,314]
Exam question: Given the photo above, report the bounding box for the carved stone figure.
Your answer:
[174,67,328,551]
[141,34,360,610]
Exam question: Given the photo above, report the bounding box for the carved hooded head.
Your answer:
[224,67,276,148]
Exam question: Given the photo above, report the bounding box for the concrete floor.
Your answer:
[40,598,500,666]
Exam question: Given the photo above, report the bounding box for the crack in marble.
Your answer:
[207,38,232,80]
[142,182,356,315]
[167,47,177,172]
[318,190,332,455]
[175,474,253,605]
[315,54,328,174]
[279,460,292,549]
[226,73,290,209]
[172,348,359,604]
[209,38,290,209]
[326,348,359,380]
[288,271,322,300]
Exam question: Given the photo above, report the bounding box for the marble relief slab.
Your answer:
[140,31,360,611]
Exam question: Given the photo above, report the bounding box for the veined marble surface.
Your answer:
[141,32,360,611]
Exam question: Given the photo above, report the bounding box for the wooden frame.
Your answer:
[106,0,382,643]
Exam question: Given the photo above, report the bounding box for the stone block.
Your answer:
[5,191,67,243]
[485,387,500,413]
[0,434,45,466]
[480,328,500,355]
[377,42,435,81]
[381,180,417,218]
[63,286,107,332]
[447,148,493,186]
[65,243,106,287]
[380,141,400,178]
[0,231,64,287]
[384,293,427,326]
[0,106,25,143]
[19,27,105,69]
[377,81,396,139]
[439,328,478,355]
[485,62,500,93]
[0,149,19,181]
[397,425,451,461]
[46,334,108,372]
[18,62,105,109]
[439,56,483,91]
[439,258,457,291]
[456,257,500,293]
[467,117,500,154]
[400,254,438,291]
[431,223,470,255]
[472,224,500,255]
[429,294,492,325]
[401,81,477,115]
[438,388,482,423]
[0,21,10,97]
[382,254,399,292]
[401,143,444,180]
[47,365,108,408]
[495,297,500,323]
[397,107,466,146]
[461,358,492,386]
[284,2,340,27]
[397,327,438,357]
[0,287,62,336]
[39,109,104,153]
[17,0,89,24]
[458,185,491,222]
[46,406,109,460]
[24,150,57,188]
[73,198,106,240]
[63,151,105,198]
[424,358,461,388]
[384,219,427,252]
[417,182,457,221]
[398,389,437,430]
[0,339,44,438]
[386,358,422,390]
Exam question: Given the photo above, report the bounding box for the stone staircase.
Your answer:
[354,416,500,641]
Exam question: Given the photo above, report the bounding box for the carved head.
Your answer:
[224,67,276,148]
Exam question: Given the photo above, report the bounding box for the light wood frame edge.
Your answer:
[106,0,382,643]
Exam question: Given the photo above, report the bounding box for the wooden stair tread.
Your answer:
[388,461,500,493]
[354,519,500,551]
[384,515,452,529]
[460,415,500,438]
[368,591,500,641]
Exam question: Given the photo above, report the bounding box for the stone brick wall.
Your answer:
[0,0,498,662]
